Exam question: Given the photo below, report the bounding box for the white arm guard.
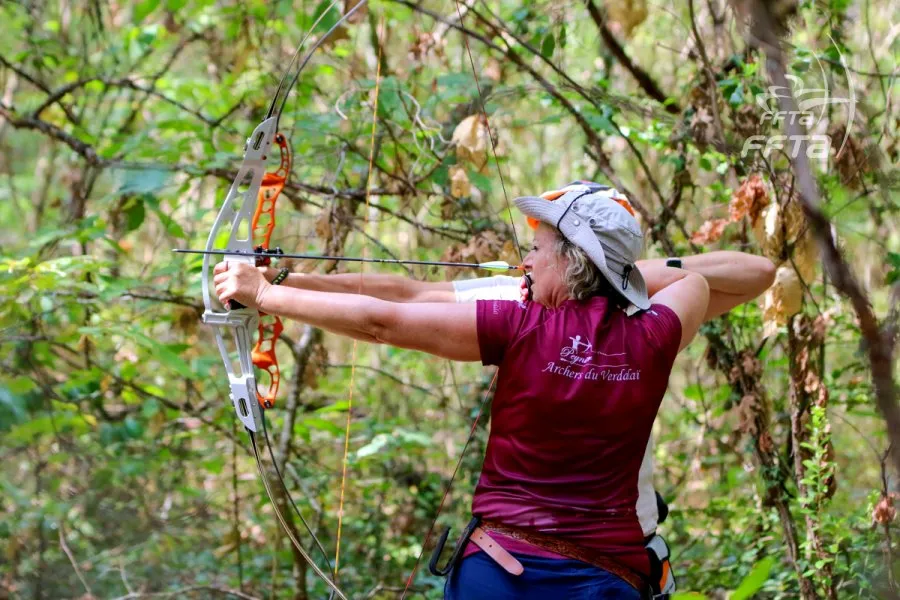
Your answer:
[452,276,522,303]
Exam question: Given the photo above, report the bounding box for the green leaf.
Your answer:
[128,330,195,379]
[683,384,704,401]
[202,456,225,474]
[540,34,555,59]
[303,418,343,436]
[141,399,161,418]
[133,0,160,23]
[887,252,900,284]
[357,433,390,459]
[316,401,350,414]
[123,197,146,232]
[137,25,160,48]
[143,195,186,239]
[311,0,340,34]
[118,169,170,195]
[124,417,144,439]
[584,109,617,136]
[0,382,29,430]
[730,556,775,600]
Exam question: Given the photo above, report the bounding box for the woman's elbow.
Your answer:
[363,301,400,345]
[756,256,777,291]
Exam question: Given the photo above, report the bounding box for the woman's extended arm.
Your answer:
[639,251,775,319]
[259,270,457,303]
[215,262,480,361]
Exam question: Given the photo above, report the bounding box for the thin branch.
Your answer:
[583,0,680,113]
[111,585,261,600]
[32,76,242,131]
[59,523,92,597]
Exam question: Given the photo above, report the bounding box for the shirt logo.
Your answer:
[560,334,626,368]
[542,332,642,382]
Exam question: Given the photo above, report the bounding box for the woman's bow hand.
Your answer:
[519,274,532,303]
[213,261,271,309]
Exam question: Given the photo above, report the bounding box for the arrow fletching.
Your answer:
[478,261,518,271]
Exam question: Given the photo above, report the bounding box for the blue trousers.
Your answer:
[444,552,642,600]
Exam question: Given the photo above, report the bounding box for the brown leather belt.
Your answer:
[480,519,647,592]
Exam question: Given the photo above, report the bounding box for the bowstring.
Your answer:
[454,0,523,264]
[333,10,385,585]
[400,2,526,594]
[261,417,335,575]
[272,0,370,127]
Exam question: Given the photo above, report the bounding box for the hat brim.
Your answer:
[514,195,651,311]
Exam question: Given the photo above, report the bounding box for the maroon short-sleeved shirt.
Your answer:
[464,296,681,576]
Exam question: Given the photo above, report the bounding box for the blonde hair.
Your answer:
[553,231,627,306]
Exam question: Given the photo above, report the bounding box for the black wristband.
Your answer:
[271,267,290,285]
[665,258,683,269]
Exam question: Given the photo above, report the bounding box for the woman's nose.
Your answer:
[521,251,534,269]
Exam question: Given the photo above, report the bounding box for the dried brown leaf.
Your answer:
[607,0,649,37]
[729,173,769,224]
[792,231,819,283]
[691,218,730,245]
[442,231,505,266]
[315,210,333,243]
[449,165,471,199]
[752,201,783,261]
[762,266,803,336]
[874,495,896,524]
[737,394,760,435]
[452,115,488,171]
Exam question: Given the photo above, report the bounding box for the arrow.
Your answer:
[174,248,522,271]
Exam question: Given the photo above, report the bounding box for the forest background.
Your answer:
[1,0,898,598]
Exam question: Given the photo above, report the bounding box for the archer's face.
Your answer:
[521,223,570,308]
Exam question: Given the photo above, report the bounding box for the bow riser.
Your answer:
[204,311,264,432]
[201,116,280,432]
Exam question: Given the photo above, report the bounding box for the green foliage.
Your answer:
[0,0,897,598]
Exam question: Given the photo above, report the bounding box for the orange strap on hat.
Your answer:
[526,186,636,230]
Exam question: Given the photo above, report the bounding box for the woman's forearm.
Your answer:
[255,284,481,360]
[257,284,387,342]
[277,272,450,302]
[639,251,775,297]
[639,251,775,320]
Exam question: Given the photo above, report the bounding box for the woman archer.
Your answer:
[214,183,773,598]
